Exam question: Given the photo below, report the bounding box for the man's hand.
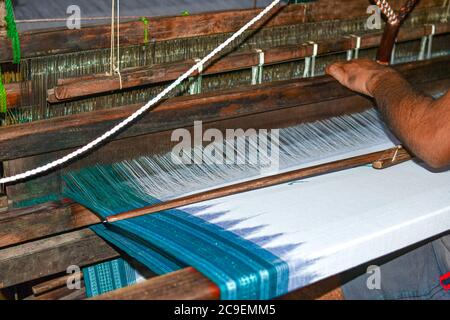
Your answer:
[325,59,395,97]
[326,58,450,169]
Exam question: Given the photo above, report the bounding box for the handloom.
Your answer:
[0,0,449,300]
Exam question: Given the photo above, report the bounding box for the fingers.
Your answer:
[326,62,346,84]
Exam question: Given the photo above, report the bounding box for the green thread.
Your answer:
[0,67,7,114]
[140,17,149,44]
[5,0,21,64]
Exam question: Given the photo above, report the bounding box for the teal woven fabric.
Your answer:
[110,210,290,299]
[83,258,141,298]
[83,224,186,297]
[64,169,290,299]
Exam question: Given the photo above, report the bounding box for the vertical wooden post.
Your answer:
[0,0,6,36]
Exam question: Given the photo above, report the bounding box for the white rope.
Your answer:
[0,0,282,185]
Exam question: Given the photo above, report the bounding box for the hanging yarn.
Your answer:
[140,17,149,44]
[5,0,20,64]
[0,67,7,113]
[110,0,123,88]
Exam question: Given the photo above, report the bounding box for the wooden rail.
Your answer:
[0,0,442,62]
[0,200,100,249]
[0,228,118,289]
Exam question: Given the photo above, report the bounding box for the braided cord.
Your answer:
[398,0,420,21]
[0,0,282,185]
[376,0,419,24]
[376,0,398,24]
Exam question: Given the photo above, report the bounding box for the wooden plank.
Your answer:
[0,1,6,33]
[92,267,220,300]
[0,56,448,161]
[0,0,442,62]
[0,200,100,249]
[0,229,118,289]
[47,22,450,103]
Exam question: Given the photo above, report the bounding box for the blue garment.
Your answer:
[342,235,450,300]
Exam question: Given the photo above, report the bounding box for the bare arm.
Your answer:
[326,59,450,169]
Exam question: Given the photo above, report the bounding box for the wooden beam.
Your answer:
[0,0,442,62]
[0,229,118,289]
[0,200,100,249]
[0,56,448,161]
[0,0,6,35]
[46,22,450,103]
[92,267,220,300]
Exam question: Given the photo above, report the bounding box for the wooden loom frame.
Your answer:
[1,0,450,300]
[0,56,449,299]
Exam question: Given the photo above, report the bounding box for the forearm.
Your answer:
[371,71,450,168]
